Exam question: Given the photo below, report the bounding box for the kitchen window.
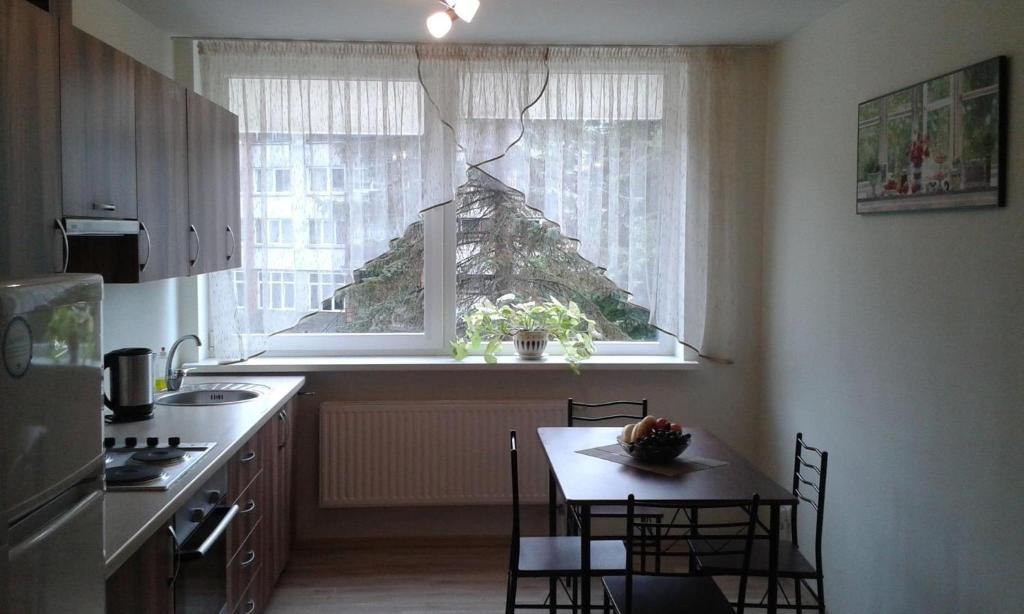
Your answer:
[205,49,683,359]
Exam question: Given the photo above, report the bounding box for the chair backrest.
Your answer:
[508,430,521,568]
[791,432,828,572]
[621,495,761,614]
[566,398,648,426]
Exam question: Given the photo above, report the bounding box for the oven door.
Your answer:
[175,505,238,614]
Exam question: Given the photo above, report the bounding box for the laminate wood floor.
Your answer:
[267,542,812,613]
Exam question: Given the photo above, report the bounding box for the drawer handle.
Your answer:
[92,202,117,212]
[240,549,256,568]
[54,218,69,273]
[189,224,200,269]
[242,599,256,614]
[240,450,257,463]
[278,410,289,449]
[241,498,256,514]
[139,220,151,272]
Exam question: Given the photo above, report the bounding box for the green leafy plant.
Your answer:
[451,294,597,372]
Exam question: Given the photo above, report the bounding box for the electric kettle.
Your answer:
[103,347,155,422]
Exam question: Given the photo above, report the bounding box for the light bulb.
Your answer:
[426,10,453,38]
[451,0,480,23]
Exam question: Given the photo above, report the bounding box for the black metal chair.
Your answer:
[566,398,649,428]
[691,433,829,612]
[602,494,761,614]
[565,399,664,570]
[506,430,626,613]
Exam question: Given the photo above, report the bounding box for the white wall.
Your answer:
[71,1,199,358]
[762,1,1024,612]
[72,0,172,76]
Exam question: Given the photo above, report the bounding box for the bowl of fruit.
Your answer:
[617,416,691,464]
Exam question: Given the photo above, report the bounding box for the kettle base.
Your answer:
[104,405,154,424]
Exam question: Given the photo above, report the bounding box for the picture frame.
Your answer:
[856,56,1008,214]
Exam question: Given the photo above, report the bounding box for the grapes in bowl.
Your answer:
[616,416,691,464]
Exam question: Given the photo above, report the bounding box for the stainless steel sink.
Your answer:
[155,382,268,406]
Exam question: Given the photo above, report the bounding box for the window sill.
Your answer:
[187,354,699,374]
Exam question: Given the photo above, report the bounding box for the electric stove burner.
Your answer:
[105,465,165,485]
[130,448,187,464]
[103,440,215,491]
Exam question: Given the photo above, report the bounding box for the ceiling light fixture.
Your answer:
[451,0,480,22]
[426,0,481,39]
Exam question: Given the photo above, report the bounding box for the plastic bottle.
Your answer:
[154,346,168,392]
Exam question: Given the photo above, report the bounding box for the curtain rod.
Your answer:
[175,35,765,51]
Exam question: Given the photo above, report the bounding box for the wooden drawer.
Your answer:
[228,432,265,500]
[227,470,265,559]
[232,572,263,614]
[227,518,264,613]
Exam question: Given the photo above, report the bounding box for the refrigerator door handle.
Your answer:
[8,490,103,555]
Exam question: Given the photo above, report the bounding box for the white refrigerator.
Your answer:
[1,274,105,613]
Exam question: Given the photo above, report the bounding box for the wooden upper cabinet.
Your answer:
[135,63,189,281]
[59,23,137,219]
[187,91,240,275]
[0,0,64,279]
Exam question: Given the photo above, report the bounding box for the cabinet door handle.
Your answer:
[240,498,256,514]
[92,202,117,212]
[242,599,256,614]
[240,450,257,463]
[188,224,200,269]
[278,410,289,449]
[54,218,69,273]
[139,220,151,272]
[240,549,256,568]
[226,225,236,261]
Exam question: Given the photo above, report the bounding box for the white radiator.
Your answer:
[319,400,564,507]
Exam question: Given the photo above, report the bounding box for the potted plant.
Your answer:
[451,294,597,371]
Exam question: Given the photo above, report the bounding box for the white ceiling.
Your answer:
[116,0,848,45]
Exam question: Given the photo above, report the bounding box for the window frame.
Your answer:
[264,203,674,357]
[258,270,297,312]
[229,73,678,359]
[264,218,294,246]
[267,206,447,355]
[307,217,346,248]
[308,271,348,311]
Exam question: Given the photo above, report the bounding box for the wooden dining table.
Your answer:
[538,426,797,613]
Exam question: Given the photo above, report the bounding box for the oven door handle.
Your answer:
[178,505,239,561]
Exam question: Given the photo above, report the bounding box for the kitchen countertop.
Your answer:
[102,375,305,577]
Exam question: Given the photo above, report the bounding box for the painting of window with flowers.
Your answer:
[856,56,1006,213]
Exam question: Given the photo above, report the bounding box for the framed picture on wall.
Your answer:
[856,56,1008,214]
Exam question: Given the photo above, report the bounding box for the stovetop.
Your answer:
[103,437,215,491]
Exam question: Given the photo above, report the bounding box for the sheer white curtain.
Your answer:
[199,41,446,359]
[198,40,765,361]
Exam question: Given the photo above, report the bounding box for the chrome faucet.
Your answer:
[166,334,202,391]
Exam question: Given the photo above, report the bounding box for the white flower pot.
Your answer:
[513,331,549,360]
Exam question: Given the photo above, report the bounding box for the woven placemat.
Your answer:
[576,443,728,477]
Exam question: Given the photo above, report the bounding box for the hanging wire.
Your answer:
[226,43,732,366]
[414,45,732,365]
